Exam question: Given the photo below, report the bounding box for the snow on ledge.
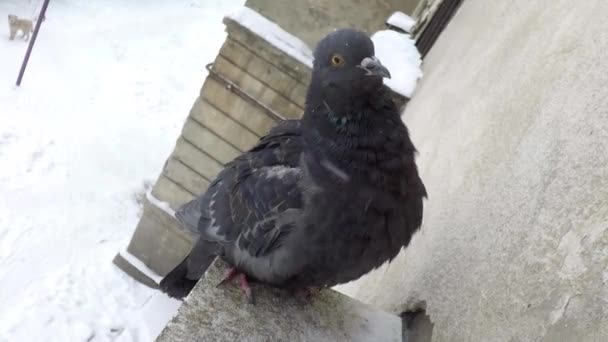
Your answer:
[386,11,416,33]
[146,189,176,218]
[225,7,313,68]
[372,30,423,98]
[118,248,163,284]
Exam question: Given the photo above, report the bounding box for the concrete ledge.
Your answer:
[201,77,278,136]
[213,55,304,119]
[218,38,308,109]
[112,253,159,289]
[151,176,195,211]
[156,259,401,342]
[181,116,242,164]
[223,16,311,84]
[126,198,195,276]
[172,138,223,182]
[162,157,211,196]
[188,97,260,152]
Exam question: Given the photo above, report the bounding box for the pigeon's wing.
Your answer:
[227,163,304,258]
[177,120,305,257]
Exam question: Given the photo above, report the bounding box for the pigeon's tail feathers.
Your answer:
[158,238,219,299]
[158,256,197,299]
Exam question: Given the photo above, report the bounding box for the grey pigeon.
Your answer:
[159,28,427,302]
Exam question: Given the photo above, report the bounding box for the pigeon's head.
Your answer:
[311,29,391,97]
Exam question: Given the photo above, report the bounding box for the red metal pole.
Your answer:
[16,0,51,87]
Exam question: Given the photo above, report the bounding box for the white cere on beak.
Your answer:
[357,56,391,79]
[360,56,380,68]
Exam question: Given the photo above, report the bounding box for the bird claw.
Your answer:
[239,274,255,305]
[216,267,255,304]
[216,267,238,288]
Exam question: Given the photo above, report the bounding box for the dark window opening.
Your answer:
[416,0,465,58]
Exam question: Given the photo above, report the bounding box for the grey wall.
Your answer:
[340,0,608,341]
[245,0,421,48]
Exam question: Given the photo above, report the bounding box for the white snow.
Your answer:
[386,11,417,33]
[372,29,423,98]
[115,294,182,342]
[0,0,243,341]
[118,249,163,284]
[225,7,314,68]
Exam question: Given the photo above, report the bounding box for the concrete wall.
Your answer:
[341,0,608,341]
[246,0,421,48]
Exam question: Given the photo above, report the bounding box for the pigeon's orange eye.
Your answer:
[331,54,345,67]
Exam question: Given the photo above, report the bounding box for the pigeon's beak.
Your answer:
[358,56,391,79]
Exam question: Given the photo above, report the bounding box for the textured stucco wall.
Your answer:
[245,0,421,48]
[340,0,608,341]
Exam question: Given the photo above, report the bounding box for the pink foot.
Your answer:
[216,267,238,287]
[216,267,255,304]
[238,273,254,304]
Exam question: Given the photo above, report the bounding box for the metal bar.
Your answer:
[205,63,287,121]
[16,0,51,86]
[415,0,464,58]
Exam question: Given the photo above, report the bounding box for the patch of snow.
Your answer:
[0,0,243,341]
[146,189,176,218]
[348,300,402,342]
[225,6,313,68]
[116,294,181,342]
[333,281,359,297]
[386,11,417,33]
[372,30,423,98]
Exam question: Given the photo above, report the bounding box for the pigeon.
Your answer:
[159,28,427,303]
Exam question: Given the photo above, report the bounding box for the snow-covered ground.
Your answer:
[0,1,243,341]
